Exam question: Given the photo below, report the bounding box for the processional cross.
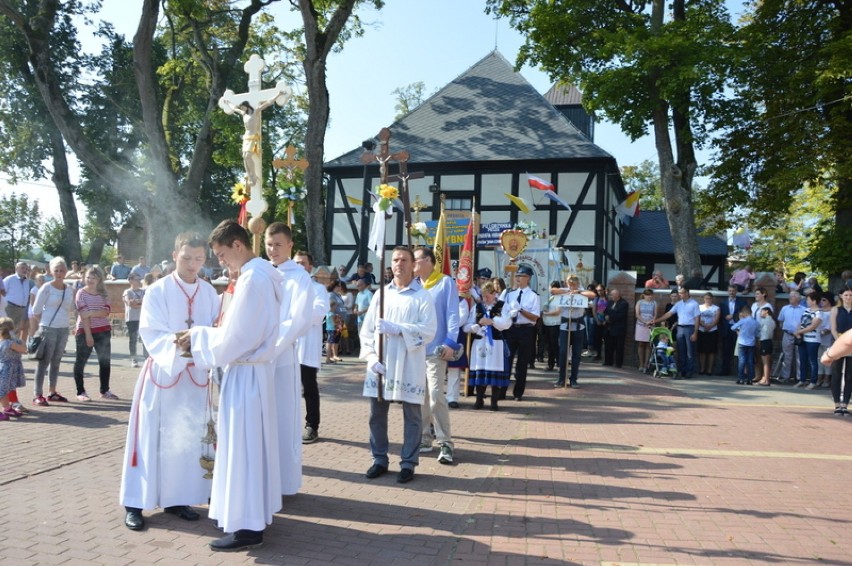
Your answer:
[219,54,291,242]
[272,145,309,229]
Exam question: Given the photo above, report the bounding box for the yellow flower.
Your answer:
[231,182,248,204]
[378,184,399,200]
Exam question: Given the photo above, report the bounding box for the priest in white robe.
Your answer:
[119,233,220,532]
[179,220,283,552]
[265,222,314,495]
[360,246,436,484]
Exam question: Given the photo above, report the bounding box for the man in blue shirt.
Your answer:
[109,255,132,280]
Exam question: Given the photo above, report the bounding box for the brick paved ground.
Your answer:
[1,339,850,565]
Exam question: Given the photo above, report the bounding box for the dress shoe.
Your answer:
[553,381,565,387]
[473,397,484,410]
[164,505,200,521]
[124,509,145,531]
[365,463,388,479]
[397,468,415,483]
[209,530,264,552]
[448,401,459,409]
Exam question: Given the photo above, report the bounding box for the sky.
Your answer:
[1,1,705,222]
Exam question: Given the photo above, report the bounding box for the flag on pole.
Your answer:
[432,205,452,276]
[527,174,554,191]
[615,190,640,223]
[456,203,476,297]
[504,193,530,214]
[527,173,571,211]
[367,202,391,257]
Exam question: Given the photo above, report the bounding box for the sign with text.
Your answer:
[477,222,514,247]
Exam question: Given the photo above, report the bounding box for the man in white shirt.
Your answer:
[654,286,701,378]
[502,266,541,400]
[3,262,34,341]
[360,246,437,484]
[777,291,806,383]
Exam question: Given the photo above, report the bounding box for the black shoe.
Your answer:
[514,396,523,401]
[473,398,484,410]
[164,505,200,521]
[448,401,459,409]
[209,530,264,552]
[124,509,145,531]
[397,468,415,483]
[569,382,579,388]
[553,381,565,387]
[490,397,499,411]
[365,463,388,479]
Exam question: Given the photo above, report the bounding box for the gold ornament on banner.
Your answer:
[500,229,528,278]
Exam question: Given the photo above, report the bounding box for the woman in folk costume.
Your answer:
[463,281,513,411]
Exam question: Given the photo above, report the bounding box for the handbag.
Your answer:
[29,285,67,358]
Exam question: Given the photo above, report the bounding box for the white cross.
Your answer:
[219,54,292,217]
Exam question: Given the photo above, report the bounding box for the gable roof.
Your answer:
[543,83,584,106]
[621,211,728,256]
[325,50,612,168]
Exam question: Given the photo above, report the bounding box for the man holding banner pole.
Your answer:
[552,276,596,388]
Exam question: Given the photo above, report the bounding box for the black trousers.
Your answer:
[603,331,625,368]
[504,325,535,399]
[300,364,320,430]
[543,324,560,369]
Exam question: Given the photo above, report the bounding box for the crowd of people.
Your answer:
[3,240,852,553]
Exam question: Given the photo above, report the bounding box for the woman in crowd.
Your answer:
[31,257,76,406]
[123,273,147,368]
[592,284,608,360]
[824,287,852,415]
[73,267,117,401]
[492,277,508,302]
[697,292,721,375]
[794,291,823,390]
[816,293,835,388]
[463,282,512,411]
[541,281,563,371]
[634,289,657,373]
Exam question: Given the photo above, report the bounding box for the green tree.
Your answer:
[487,0,736,277]
[0,193,41,266]
[708,0,851,280]
[392,81,427,121]
[621,160,664,211]
[294,0,384,263]
[0,7,83,261]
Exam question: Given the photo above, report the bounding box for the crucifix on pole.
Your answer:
[272,145,309,230]
[387,160,424,247]
[219,54,291,250]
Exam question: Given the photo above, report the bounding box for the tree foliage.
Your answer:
[392,81,427,121]
[486,0,737,277]
[707,0,852,277]
[0,192,41,266]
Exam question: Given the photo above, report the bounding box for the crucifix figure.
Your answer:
[360,127,409,184]
[388,160,424,246]
[219,54,292,218]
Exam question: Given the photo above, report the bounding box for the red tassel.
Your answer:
[131,451,138,467]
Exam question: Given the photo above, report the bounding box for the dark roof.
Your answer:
[543,83,583,106]
[324,50,612,169]
[621,211,728,256]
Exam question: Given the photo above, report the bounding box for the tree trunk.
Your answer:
[299,0,360,265]
[47,127,82,261]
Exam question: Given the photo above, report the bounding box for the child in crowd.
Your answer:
[0,317,28,420]
[654,333,676,376]
[325,300,342,363]
[731,304,760,384]
[123,273,147,368]
[756,305,776,386]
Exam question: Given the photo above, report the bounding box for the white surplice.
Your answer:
[297,280,329,369]
[189,258,283,533]
[359,278,437,404]
[272,260,315,495]
[119,275,220,511]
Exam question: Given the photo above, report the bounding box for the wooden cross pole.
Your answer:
[272,145,309,230]
[358,127,410,403]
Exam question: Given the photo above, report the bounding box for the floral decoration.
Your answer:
[375,183,399,212]
[231,182,249,205]
[278,185,307,201]
[514,220,538,238]
[410,221,428,240]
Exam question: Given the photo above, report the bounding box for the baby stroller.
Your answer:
[648,326,676,378]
